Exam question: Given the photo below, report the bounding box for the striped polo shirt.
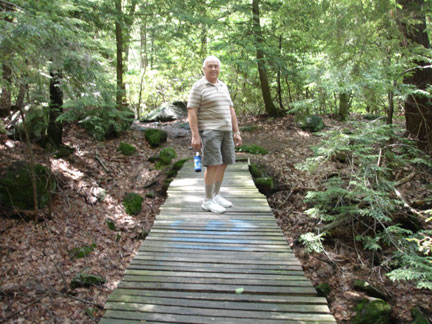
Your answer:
[187,77,233,131]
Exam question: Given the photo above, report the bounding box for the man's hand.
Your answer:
[191,134,202,151]
[233,133,242,147]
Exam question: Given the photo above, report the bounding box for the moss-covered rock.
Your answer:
[236,144,268,155]
[411,307,431,324]
[254,177,274,195]
[117,142,136,156]
[158,147,177,165]
[297,115,325,132]
[316,283,331,297]
[0,119,6,135]
[249,163,265,178]
[122,192,143,215]
[167,158,190,178]
[352,299,392,324]
[144,128,167,147]
[0,163,54,210]
[353,280,387,300]
[70,272,105,289]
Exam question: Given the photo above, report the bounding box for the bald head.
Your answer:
[203,56,221,68]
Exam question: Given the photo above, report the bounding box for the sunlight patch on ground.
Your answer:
[296,129,312,138]
[51,159,84,180]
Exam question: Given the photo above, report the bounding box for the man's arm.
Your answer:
[188,107,202,151]
[230,106,242,147]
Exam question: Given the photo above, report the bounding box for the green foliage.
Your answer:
[157,147,177,166]
[70,272,105,289]
[297,120,432,289]
[249,163,265,178]
[122,192,143,215]
[167,158,190,178]
[69,243,96,259]
[296,115,325,132]
[117,142,136,156]
[0,163,54,210]
[144,129,168,148]
[352,299,392,324]
[13,107,48,142]
[236,144,268,155]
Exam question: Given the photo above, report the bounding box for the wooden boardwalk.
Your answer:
[99,161,336,324]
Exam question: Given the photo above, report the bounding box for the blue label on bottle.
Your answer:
[194,155,202,172]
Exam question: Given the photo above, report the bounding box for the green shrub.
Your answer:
[144,128,167,147]
[296,120,432,290]
[236,144,268,155]
[122,192,143,215]
[59,105,134,141]
[117,142,136,156]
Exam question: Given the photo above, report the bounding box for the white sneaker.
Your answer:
[202,199,225,214]
[213,194,232,208]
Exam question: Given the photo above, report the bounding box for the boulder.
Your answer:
[117,142,136,156]
[0,162,54,211]
[140,101,188,122]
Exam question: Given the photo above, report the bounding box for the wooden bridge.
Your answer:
[99,161,336,324]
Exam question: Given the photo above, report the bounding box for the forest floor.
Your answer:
[1,114,431,324]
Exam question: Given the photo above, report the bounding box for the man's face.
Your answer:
[203,59,220,83]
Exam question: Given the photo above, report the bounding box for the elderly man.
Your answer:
[187,56,242,213]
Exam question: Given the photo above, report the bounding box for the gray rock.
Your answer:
[141,101,188,122]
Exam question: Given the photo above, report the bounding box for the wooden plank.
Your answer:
[128,263,304,273]
[102,309,337,323]
[106,295,331,313]
[124,269,308,282]
[149,228,285,236]
[133,253,301,265]
[105,302,335,321]
[118,281,318,295]
[109,289,328,305]
[139,241,290,252]
[145,236,286,245]
[133,251,297,261]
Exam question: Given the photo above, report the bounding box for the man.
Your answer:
[187,56,242,214]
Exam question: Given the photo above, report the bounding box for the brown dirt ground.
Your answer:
[0,114,431,323]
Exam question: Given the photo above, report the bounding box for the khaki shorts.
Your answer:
[200,130,236,166]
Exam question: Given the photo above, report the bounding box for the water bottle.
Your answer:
[194,152,202,172]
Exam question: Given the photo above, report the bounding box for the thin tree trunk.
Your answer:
[47,70,63,146]
[277,35,284,111]
[398,0,432,152]
[252,0,281,117]
[1,4,13,117]
[115,0,125,107]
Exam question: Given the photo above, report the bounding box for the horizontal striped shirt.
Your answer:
[187,77,233,131]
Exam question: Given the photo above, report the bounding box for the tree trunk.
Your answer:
[398,0,432,152]
[47,71,63,146]
[338,92,350,120]
[0,4,13,117]
[252,0,281,117]
[387,88,394,125]
[0,62,11,117]
[277,35,284,111]
[115,0,125,107]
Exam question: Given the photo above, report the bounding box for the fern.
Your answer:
[297,119,432,289]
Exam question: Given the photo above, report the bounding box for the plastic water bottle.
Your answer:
[194,152,202,172]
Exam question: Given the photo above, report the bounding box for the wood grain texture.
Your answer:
[99,161,336,323]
